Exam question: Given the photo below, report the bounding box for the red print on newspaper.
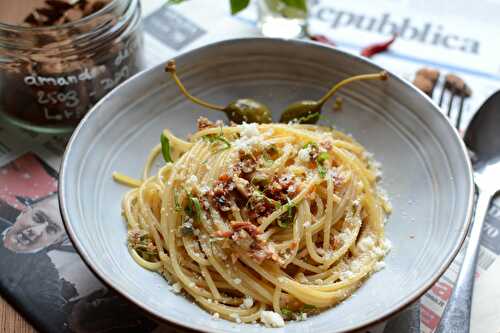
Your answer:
[0,153,57,210]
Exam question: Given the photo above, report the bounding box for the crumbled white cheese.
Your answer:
[241,296,254,309]
[372,247,385,257]
[188,282,196,288]
[324,251,334,260]
[350,260,362,272]
[199,185,210,194]
[260,311,285,328]
[283,143,293,155]
[230,313,241,323]
[233,136,262,152]
[327,168,338,179]
[287,184,297,193]
[277,277,286,284]
[298,147,311,162]
[358,236,375,251]
[380,238,392,253]
[340,270,354,280]
[363,151,374,160]
[212,312,220,319]
[240,122,260,137]
[233,278,242,285]
[338,231,351,243]
[303,221,311,228]
[374,261,386,272]
[171,282,182,293]
[298,312,307,321]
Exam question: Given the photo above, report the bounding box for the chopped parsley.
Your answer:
[317,152,329,165]
[202,127,231,150]
[302,304,316,311]
[317,164,327,178]
[278,197,295,228]
[280,307,293,319]
[302,141,318,149]
[174,190,182,211]
[183,188,202,221]
[160,133,173,163]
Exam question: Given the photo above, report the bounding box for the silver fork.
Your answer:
[436,75,471,131]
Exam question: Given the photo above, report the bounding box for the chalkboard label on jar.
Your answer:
[0,0,144,134]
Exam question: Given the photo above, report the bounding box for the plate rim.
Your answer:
[59,37,474,333]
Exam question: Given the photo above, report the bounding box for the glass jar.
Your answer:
[257,0,309,39]
[0,0,143,134]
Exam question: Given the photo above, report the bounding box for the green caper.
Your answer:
[279,100,320,124]
[165,60,272,124]
[279,71,388,124]
[225,99,272,124]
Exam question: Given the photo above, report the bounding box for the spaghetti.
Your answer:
[113,119,392,327]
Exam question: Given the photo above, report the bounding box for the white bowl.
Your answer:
[59,38,473,333]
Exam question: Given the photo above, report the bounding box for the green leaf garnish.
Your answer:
[174,190,182,211]
[280,307,293,319]
[278,197,295,228]
[230,0,250,14]
[203,134,231,150]
[191,197,202,220]
[317,152,329,165]
[183,188,202,221]
[302,304,316,311]
[318,164,327,178]
[167,0,187,4]
[161,133,173,163]
[302,141,318,149]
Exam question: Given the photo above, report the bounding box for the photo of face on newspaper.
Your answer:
[0,153,155,333]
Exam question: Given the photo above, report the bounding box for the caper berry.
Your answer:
[280,71,388,124]
[165,60,272,124]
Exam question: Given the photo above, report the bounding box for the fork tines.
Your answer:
[438,74,471,129]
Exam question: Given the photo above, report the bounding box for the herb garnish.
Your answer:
[302,304,316,311]
[280,307,293,319]
[278,197,295,228]
[203,128,231,151]
[160,133,173,163]
[316,151,329,178]
[317,152,329,165]
[302,141,318,149]
[317,165,327,178]
[174,190,182,212]
[183,188,202,221]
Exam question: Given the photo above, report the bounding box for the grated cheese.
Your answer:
[358,236,375,251]
[171,282,182,293]
[260,311,285,327]
[240,122,260,137]
[241,296,254,309]
[298,147,311,162]
[374,261,386,272]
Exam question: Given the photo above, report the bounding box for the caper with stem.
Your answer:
[279,71,388,124]
[165,60,273,124]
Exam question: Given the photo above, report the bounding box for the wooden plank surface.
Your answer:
[0,297,35,333]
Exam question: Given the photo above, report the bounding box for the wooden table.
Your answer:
[0,297,35,333]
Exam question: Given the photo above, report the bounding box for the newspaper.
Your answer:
[1,0,499,332]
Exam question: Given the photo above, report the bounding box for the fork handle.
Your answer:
[435,190,492,333]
